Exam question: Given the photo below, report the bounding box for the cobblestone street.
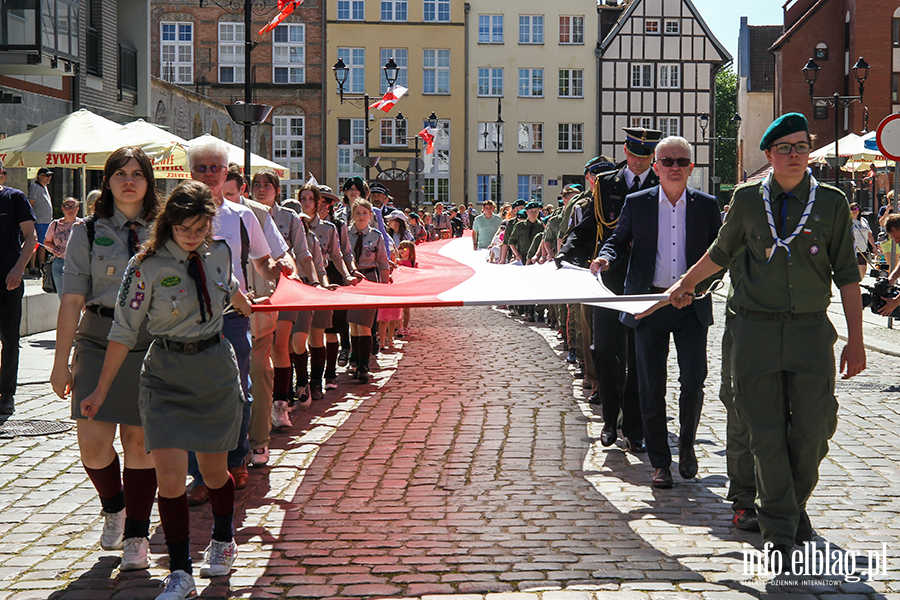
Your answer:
[1,301,899,599]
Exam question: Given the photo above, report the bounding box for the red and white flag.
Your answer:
[418,127,438,154]
[259,0,305,36]
[371,85,408,113]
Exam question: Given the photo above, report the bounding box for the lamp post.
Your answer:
[802,56,870,190]
[332,57,399,182]
[495,97,503,205]
[699,112,742,199]
[395,110,437,211]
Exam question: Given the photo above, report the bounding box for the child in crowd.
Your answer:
[396,240,417,338]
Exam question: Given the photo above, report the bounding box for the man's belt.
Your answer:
[738,307,827,321]
[154,334,221,355]
[86,305,115,319]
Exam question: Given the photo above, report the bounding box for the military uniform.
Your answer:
[708,173,859,547]
[507,218,544,262]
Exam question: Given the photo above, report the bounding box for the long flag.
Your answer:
[371,85,408,113]
[418,127,437,154]
[259,0,305,36]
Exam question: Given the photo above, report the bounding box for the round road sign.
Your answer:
[876,114,900,161]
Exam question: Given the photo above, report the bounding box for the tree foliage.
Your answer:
[715,66,739,185]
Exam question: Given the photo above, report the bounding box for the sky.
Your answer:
[690,1,785,66]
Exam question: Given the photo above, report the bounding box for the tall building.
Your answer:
[324,0,464,208]
[597,0,731,194]
[736,17,780,178]
[150,0,325,200]
[466,0,598,207]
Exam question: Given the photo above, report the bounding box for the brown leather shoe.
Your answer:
[651,467,673,489]
[187,483,209,506]
[229,464,249,490]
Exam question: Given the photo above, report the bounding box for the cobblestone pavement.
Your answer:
[1,301,900,600]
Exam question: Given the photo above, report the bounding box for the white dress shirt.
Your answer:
[624,168,651,191]
[652,187,688,288]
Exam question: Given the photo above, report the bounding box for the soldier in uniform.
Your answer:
[507,201,544,263]
[669,113,865,570]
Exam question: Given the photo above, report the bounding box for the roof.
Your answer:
[747,26,781,92]
[769,0,827,51]
[599,0,732,63]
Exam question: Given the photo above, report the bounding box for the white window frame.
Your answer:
[380,48,408,94]
[478,14,503,44]
[477,67,503,97]
[558,15,584,44]
[380,117,407,147]
[518,123,543,152]
[558,68,583,98]
[423,48,450,95]
[381,0,407,22]
[478,121,503,151]
[658,117,679,138]
[518,68,543,98]
[477,175,501,204]
[630,116,653,129]
[337,47,365,94]
[160,22,193,85]
[645,19,660,34]
[273,115,305,201]
[665,20,680,34]
[659,64,680,89]
[218,22,244,84]
[337,118,365,190]
[423,0,450,23]
[272,23,305,85]
[631,63,653,88]
[558,123,583,152]
[518,175,543,202]
[519,15,544,44]
[337,0,364,21]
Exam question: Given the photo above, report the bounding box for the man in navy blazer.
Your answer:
[593,136,722,489]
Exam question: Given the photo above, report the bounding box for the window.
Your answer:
[477,175,501,204]
[519,15,544,44]
[380,48,408,93]
[478,122,503,151]
[814,105,829,119]
[423,49,450,94]
[380,118,407,147]
[814,46,828,60]
[218,23,244,84]
[630,116,653,129]
[518,175,542,202]
[559,16,584,44]
[337,0,364,21]
[558,123,583,152]
[659,117,679,137]
[478,14,503,43]
[273,116,305,201]
[337,47,365,94]
[894,74,900,103]
[477,67,503,97]
[273,24,305,84]
[424,0,449,22]
[337,118,365,189]
[645,19,659,34]
[894,19,900,46]
[381,0,407,22]
[518,123,543,152]
[558,69,583,98]
[664,20,680,34]
[423,120,450,203]
[518,68,543,97]
[659,64,680,88]
[632,64,653,88]
[161,22,193,84]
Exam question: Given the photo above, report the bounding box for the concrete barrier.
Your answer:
[20,281,59,337]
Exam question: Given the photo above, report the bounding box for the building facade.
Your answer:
[466,0,598,208]
[736,17,780,178]
[597,0,731,194]
[324,0,465,208]
[150,0,325,200]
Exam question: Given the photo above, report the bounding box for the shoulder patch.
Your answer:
[161,276,182,287]
[94,237,114,247]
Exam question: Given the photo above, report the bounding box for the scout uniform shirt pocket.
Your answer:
[795,221,831,262]
[156,275,192,318]
[747,226,772,260]
[91,244,124,289]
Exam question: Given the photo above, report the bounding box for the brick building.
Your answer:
[736,17,780,177]
[150,0,325,200]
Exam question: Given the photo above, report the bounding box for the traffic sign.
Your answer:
[876,114,900,161]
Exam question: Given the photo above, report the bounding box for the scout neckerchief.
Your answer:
[761,168,818,262]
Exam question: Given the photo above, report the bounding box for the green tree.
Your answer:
[715,66,739,187]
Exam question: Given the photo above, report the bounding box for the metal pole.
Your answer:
[891,160,899,329]
[364,93,371,182]
[243,0,252,178]
[496,98,502,205]
[833,92,840,190]
[414,135,420,211]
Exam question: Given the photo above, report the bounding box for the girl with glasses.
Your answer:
[43,197,83,297]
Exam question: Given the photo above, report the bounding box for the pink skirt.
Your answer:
[377,307,403,321]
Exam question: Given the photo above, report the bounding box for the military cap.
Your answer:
[369,182,392,198]
[623,127,663,157]
[759,113,809,151]
[512,199,527,208]
[584,156,616,175]
[525,200,542,210]
[516,209,527,219]
[563,183,583,194]
[342,176,364,191]
[317,185,340,203]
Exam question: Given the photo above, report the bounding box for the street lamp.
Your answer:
[332,57,400,182]
[494,98,503,204]
[698,112,742,197]
[802,56,870,189]
[395,111,438,211]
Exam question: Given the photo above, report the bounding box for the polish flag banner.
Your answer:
[259,234,665,315]
[259,0,305,36]
[418,127,437,154]
[371,86,408,113]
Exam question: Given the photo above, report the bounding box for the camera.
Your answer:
[869,257,890,280]
[861,278,900,318]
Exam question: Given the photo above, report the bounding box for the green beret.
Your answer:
[516,209,527,219]
[760,113,809,151]
[512,199,526,208]
[525,200,542,210]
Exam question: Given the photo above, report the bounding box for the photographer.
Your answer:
[876,213,900,316]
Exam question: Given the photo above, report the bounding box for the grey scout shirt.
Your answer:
[63,208,152,308]
[306,214,344,270]
[348,224,389,273]
[109,239,238,349]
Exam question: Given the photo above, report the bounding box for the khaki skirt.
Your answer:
[138,336,242,454]
[71,310,153,426]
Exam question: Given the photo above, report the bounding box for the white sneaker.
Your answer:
[156,569,196,600]
[199,539,237,578]
[100,509,125,550]
[120,536,150,571]
[250,447,269,466]
[272,401,292,428]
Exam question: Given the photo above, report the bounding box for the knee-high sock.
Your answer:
[291,351,308,386]
[273,366,292,402]
[123,467,157,539]
[325,341,339,379]
[157,493,191,574]
[310,346,326,385]
[84,454,125,514]
[350,336,361,365]
[207,474,235,543]
[357,336,372,372]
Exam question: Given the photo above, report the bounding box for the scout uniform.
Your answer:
[108,238,243,454]
[707,113,860,548]
[64,207,154,425]
[346,223,389,327]
[292,221,332,334]
[507,206,544,262]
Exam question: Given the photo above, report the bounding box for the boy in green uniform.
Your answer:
[668,113,865,570]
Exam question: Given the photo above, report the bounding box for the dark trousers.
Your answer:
[592,306,642,439]
[0,284,24,396]
[633,305,708,468]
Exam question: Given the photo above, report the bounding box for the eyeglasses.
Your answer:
[191,164,226,174]
[851,207,861,211]
[658,157,692,168]
[770,142,811,155]
[62,203,78,209]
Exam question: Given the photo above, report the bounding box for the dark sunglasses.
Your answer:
[62,203,79,209]
[770,142,810,155]
[658,157,692,168]
[192,164,226,173]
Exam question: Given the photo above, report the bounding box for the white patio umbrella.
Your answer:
[121,120,191,179]
[809,132,884,164]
